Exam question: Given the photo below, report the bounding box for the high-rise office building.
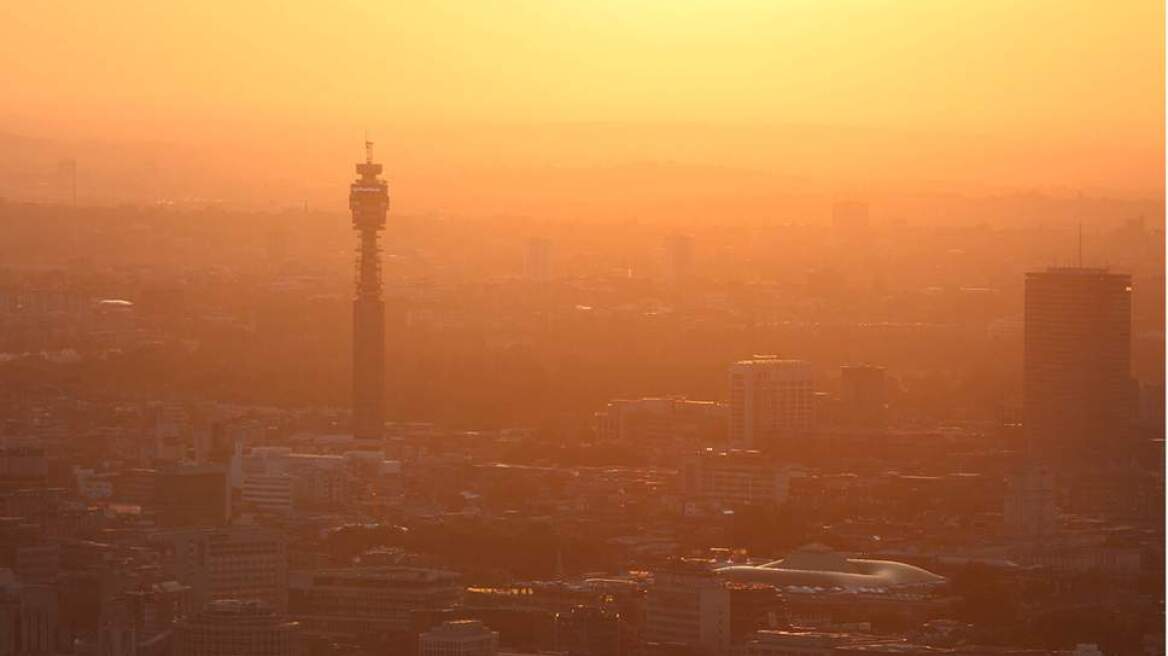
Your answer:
[1024,267,1134,464]
[173,600,301,656]
[349,141,389,440]
[729,358,814,449]
[644,560,730,656]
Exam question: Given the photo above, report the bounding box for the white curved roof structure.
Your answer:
[716,543,945,591]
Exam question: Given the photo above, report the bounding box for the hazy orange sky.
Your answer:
[1,1,1163,212]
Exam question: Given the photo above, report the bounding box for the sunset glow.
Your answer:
[1,1,1163,211]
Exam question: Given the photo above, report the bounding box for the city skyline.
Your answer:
[0,3,1163,656]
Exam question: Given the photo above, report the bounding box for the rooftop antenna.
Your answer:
[364,130,373,164]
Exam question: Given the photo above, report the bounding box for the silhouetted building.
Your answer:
[555,606,621,656]
[241,473,293,514]
[595,398,727,443]
[115,468,159,506]
[151,527,287,611]
[289,566,461,636]
[1003,465,1057,541]
[156,465,229,528]
[0,569,58,656]
[1024,268,1134,465]
[644,560,729,656]
[726,583,782,645]
[683,449,802,508]
[173,599,301,656]
[419,619,498,656]
[729,358,814,449]
[122,580,193,649]
[349,141,389,440]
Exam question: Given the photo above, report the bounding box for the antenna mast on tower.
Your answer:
[348,140,390,439]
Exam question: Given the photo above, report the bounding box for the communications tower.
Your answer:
[349,141,388,439]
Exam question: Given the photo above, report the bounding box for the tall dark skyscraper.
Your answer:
[349,142,388,439]
[1024,267,1134,465]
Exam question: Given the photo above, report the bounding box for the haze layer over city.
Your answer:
[0,3,1163,656]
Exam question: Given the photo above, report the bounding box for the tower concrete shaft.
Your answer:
[348,142,388,439]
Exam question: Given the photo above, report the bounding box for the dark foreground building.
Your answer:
[1024,267,1134,466]
[348,142,390,440]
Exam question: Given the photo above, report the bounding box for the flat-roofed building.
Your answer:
[419,619,499,656]
[241,473,293,514]
[729,359,814,449]
[173,599,301,656]
[152,527,287,611]
[289,566,461,635]
[644,560,730,656]
[683,449,803,508]
[595,398,727,443]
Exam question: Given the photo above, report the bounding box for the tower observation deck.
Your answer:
[349,141,388,439]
